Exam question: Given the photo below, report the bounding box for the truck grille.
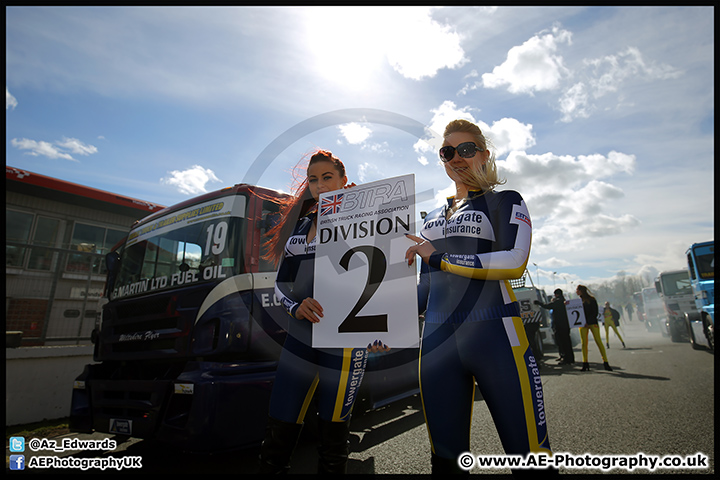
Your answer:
[115,297,171,318]
[90,378,170,439]
[100,293,192,360]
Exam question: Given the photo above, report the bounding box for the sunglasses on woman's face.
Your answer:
[439,142,484,162]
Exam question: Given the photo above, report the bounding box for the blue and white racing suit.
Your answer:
[417,189,552,460]
[270,212,368,425]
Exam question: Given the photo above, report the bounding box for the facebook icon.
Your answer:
[9,455,25,471]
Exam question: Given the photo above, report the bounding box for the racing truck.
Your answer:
[684,241,714,350]
[654,269,697,342]
[510,272,552,359]
[641,286,665,333]
[69,183,419,452]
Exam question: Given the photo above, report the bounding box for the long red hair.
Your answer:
[262,149,346,267]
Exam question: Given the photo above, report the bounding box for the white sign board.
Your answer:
[313,174,419,348]
[565,298,587,328]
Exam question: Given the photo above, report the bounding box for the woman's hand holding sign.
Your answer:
[404,233,436,267]
[296,297,323,323]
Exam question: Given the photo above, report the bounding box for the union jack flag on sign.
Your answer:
[320,193,344,216]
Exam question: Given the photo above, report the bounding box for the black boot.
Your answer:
[581,362,590,371]
[258,416,303,474]
[317,417,351,474]
[431,452,468,475]
[603,362,613,371]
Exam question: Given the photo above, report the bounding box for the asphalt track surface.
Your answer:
[8,320,714,475]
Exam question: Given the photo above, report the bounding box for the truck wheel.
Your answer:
[703,315,714,352]
[533,332,544,359]
[686,314,702,350]
[670,323,683,343]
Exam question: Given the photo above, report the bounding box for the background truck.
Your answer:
[510,272,552,359]
[684,241,714,351]
[654,269,697,342]
[69,184,419,452]
[641,286,665,333]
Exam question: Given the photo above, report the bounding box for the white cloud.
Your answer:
[338,123,372,145]
[304,7,467,91]
[161,165,222,195]
[56,137,98,156]
[483,118,536,157]
[503,150,636,201]
[580,151,636,177]
[11,138,76,161]
[413,100,478,160]
[501,150,639,254]
[384,8,467,80]
[586,47,682,96]
[464,22,684,123]
[357,162,383,184]
[10,137,98,162]
[6,88,18,110]
[637,265,660,286]
[414,101,537,160]
[415,103,640,254]
[558,82,591,122]
[481,24,572,95]
[559,46,683,122]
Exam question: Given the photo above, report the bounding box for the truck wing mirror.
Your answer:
[106,251,121,274]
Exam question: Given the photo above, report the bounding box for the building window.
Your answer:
[66,223,126,274]
[6,210,34,267]
[27,217,61,271]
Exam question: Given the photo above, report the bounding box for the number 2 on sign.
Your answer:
[565,299,587,328]
[337,245,389,334]
[571,309,584,327]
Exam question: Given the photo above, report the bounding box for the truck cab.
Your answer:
[685,241,714,350]
[641,286,665,333]
[69,184,419,452]
[510,272,552,359]
[654,269,696,342]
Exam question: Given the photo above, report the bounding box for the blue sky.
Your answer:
[6,6,714,292]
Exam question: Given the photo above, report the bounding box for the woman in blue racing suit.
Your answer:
[406,119,553,474]
[259,150,387,474]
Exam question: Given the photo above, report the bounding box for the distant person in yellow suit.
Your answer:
[603,302,626,349]
[576,285,612,372]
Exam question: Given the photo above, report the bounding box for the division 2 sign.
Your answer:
[565,298,587,328]
[313,174,419,348]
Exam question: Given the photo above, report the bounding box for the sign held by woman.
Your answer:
[313,174,419,348]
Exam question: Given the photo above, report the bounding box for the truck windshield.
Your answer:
[692,245,715,280]
[111,195,248,299]
[661,272,693,296]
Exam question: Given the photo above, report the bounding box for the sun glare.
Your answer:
[302,7,388,91]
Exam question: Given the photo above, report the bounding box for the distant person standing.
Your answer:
[603,302,626,349]
[576,285,612,372]
[535,289,574,364]
[626,302,638,322]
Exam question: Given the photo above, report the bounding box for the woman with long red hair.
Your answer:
[259,149,385,474]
